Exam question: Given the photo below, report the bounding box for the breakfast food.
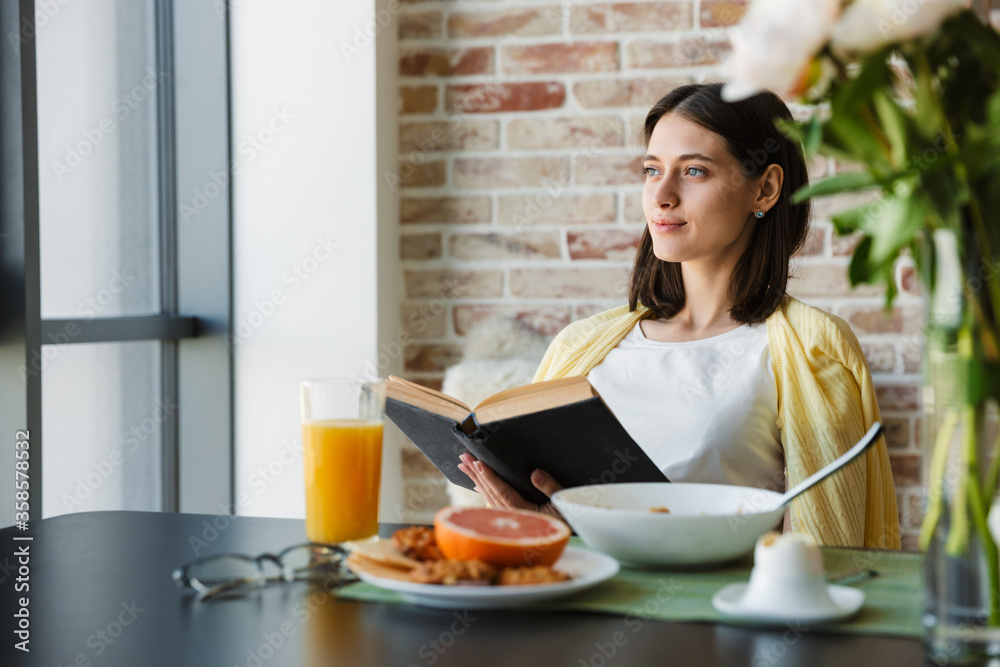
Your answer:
[408,558,498,585]
[434,506,571,567]
[345,506,574,587]
[392,526,444,561]
[498,565,572,586]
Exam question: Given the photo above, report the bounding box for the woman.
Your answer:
[458,83,900,549]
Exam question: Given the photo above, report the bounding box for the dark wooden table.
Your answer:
[0,511,927,666]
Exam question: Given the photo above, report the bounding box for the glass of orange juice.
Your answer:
[299,378,385,543]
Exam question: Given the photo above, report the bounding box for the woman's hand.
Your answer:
[457,453,565,520]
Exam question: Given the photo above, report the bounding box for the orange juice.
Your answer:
[302,419,383,543]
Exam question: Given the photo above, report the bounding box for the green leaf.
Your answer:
[872,89,908,168]
[792,171,877,204]
[831,200,882,235]
[823,107,894,175]
[805,114,824,156]
[910,48,943,139]
[849,235,876,285]
[867,196,922,269]
[833,48,892,116]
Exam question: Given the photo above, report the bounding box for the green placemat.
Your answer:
[337,540,924,638]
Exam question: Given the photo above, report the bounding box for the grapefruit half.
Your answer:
[433,506,571,567]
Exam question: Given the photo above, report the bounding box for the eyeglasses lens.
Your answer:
[188,555,263,595]
[280,545,347,583]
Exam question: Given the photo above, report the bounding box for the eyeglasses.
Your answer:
[172,543,355,601]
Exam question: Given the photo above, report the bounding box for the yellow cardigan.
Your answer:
[532,295,901,549]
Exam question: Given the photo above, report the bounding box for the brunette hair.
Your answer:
[628,82,810,324]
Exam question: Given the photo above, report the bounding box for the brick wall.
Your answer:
[393,0,926,547]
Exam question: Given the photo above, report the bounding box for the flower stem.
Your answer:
[961,403,1000,625]
[920,409,959,551]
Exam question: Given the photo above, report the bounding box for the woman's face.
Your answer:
[641,113,761,268]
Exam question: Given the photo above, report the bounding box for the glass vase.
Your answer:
[922,326,1000,664]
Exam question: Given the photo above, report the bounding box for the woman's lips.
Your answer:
[652,218,686,233]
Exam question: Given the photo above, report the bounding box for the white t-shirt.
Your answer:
[587,321,783,490]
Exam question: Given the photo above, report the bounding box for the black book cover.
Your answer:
[385,395,668,505]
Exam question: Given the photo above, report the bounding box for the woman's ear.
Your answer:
[755,164,784,213]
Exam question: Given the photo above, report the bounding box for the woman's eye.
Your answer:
[642,166,661,177]
[685,166,706,177]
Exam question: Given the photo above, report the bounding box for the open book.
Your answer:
[385,375,668,505]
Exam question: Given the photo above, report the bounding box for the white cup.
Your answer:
[739,531,839,612]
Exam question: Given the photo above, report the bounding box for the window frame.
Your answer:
[0,0,234,523]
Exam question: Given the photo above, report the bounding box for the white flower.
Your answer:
[721,0,842,102]
[830,0,967,54]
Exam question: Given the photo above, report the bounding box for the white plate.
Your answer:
[350,546,619,610]
[711,583,865,624]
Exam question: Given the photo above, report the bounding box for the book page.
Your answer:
[385,376,470,423]
[474,376,596,424]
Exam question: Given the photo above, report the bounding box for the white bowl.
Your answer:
[551,482,787,567]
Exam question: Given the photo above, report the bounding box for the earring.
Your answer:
[754,210,764,219]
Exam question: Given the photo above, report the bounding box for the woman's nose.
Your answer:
[653,173,679,208]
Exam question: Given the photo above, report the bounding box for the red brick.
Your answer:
[624,190,644,222]
[861,342,898,373]
[498,193,616,226]
[793,225,826,257]
[574,154,644,185]
[404,269,503,298]
[399,47,494,76]
[453,157,568,189]
[401,196,491,225]
[454,305,572,336]
[626,39,730,69]
[840,304,923,335]
[449,232,561,260]
[786,263,884,298]
[399,160,446,188]
[449,8,558,37]
[502,43,619,75]
[833,159,867,174]
[831,230,863,256]
[807,153,830,180]
[876,384,921,411]
[889,453,922,487]
[901,491,925,530]
[898,263,922,296]
[507,116,624,150]
[567,229,643,260]
[401,85,438,114]
[399,11,442,39]
[400,120,499,153]
[573,76,692,108]
[570,2,694,33]
[883,416,912,450]
[699,0,748,27]
[402,301,448,338]
[400,233,442,260]
[902,341,923,374]
[510,268,629,298]
[404,343,464,372]
[446,82,565,113]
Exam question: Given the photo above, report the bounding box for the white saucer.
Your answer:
[711,583,865,624]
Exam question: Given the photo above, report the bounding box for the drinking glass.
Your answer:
[299,378,385,542]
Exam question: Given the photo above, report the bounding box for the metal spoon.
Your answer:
[765,422,885,512]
